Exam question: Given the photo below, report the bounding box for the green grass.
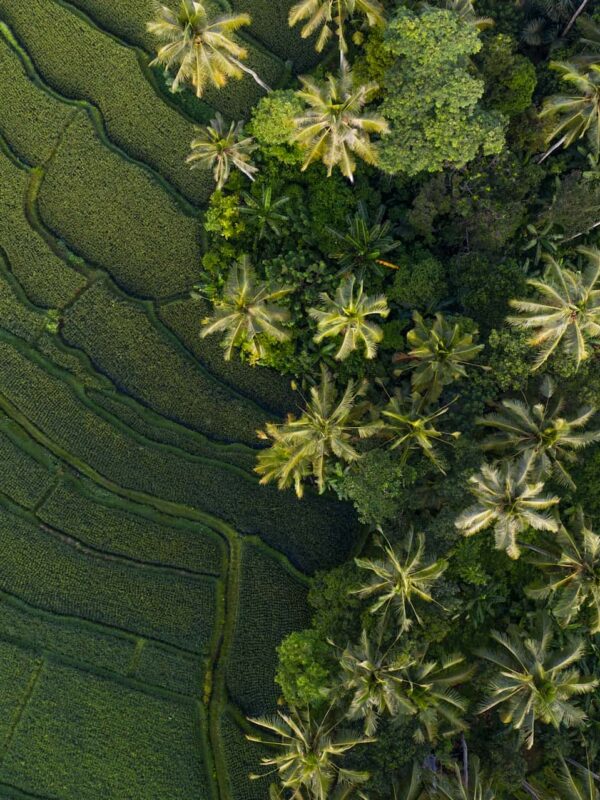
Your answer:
[0,0,213,205]
[0,656,211,800]
[226,540,311,715]
[61,279,272,445]
[37,113,203,299]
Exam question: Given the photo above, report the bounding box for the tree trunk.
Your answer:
[562,0,590,37]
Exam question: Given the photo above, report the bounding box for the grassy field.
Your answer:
[0,1,356,797]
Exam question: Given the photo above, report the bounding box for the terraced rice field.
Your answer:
[0,3,359,798]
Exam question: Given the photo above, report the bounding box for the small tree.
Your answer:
[186,113,257,189]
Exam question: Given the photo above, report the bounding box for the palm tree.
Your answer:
[186,113,258,189]
[540,62,600,159]
[395,313,483,404]
[240,185,291,240]
[507,249,600,370]
[479,377,600,489]
[476,616,597,748]
[427,757,498,800]
[200,257,291,360]
[353,531,448,635]
[528,755,600,800]
[338,630,414,735]
[247,707,374,800]
[309,275,389,360]
[527,508,600,634]
[255,367,376,497]
[455,455,560,560]
[288,0,385,57]
[327,203,401,276]
[292,67,389,183]
[440,0,494,31]
[380,394,461,474]
[147,0,270,98]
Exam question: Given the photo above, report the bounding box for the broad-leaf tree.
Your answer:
[327,203,401,276]
[186,113,257,189]
[508,248,600,370]
[527,508,600,634]
[291,67,389,182]
[353,531,448,635]
[479,376,600,488]
[476,616,598,748]
[288,0,385,57]
[309,275,389,360]
[455,455,560,559]
[247,707,374,800]
[255,367,375,497]
[540,62,600,159]
[200,257,291,360]
[396,312,483,404]
[147,0,270,97]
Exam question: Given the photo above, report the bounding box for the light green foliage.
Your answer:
[249,90,304,164]
[276,629,334,708]
[378,8,506,177]
[479,34,536,117]
[204,190,246,240]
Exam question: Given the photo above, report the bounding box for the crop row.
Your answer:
[0,415,58,510]
[219,708,271,800]
[0,253,47,344]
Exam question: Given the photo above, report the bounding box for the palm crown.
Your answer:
[288,0,385,55]
[292,67,389,182]
[527,508,600,634]
[353,531,448,635]
[147,0,268,98]
[476,616,597,748]
[396,313,483,404]
[247,707,373,800]
[508,249,600,370]
[428,757,498,800]
[327,203,401,276]
[479,377,600,489]
[186,113,258,189]
[200,257,291,361]
[240,185,291,241]
[528,755,600,800]
[309,275,389,361]
[255,367,375,497]
[455,455,560,559]
[540,62,600,158]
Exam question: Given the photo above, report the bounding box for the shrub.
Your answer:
[249,90,304,164]
[479,34,536,117]
[276,629,335,708]
[389,247,447,309]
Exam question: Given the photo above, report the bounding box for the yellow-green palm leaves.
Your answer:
[540,62,600,158]
[200,257,291,361]
[246,707,373,800]
[508,248,600,370]
[476,616,598,748]
[147,0,268,98]
[442,0,494,31]
[455,455,560,559]
[353,532,448,634]
[309,275,389,360]
[186,113,258,189]
[288,0,385,55]
[292,67,389,182]
[255,367,375,497]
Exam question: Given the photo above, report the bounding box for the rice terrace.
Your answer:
[2,0,600,798]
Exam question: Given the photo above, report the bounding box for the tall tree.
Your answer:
[476,617,597,748]
[186,113,258,189]
[147,0,269,98]
[455,455,560,559]
[540,62,600,159]
[288,0,385,57]
[291,67,389,182]
[200,257,291,360]
[507,248,600,370]
[309,275,389,360]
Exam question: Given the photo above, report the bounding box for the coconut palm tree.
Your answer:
[353,531,448,635]
[427,757,498,800]
[395,313,483,404]
[479,376,600,488]
[255,367,375,497]
[440,0,494,31]
[288,0,385,57]
[327,203,402,276]
[338,630,415,735]
[380,394,461,474]
[291,67,389,183]
[527,508,600,634]
[309,275,389,361]
[507,249,600,370]
[240,185,291,240]
[147,0,270,98]
[200,257,291,360]
[528,755,600,800]
[476,616,597,748]
[540,62,600,159]
[186,113,258,189]
[455,455,560,560]
[247,707,374,800]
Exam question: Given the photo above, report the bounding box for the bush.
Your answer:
[276,629,335,708]
[389,247,447,309]
[479,34,536,117]
[249,90,304,164]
